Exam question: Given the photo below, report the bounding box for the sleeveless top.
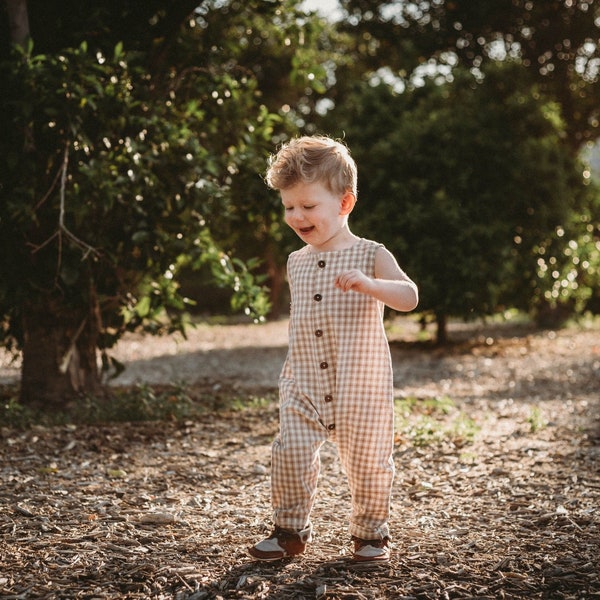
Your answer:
[280,238,394,429]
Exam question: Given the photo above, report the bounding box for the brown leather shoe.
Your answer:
[248,526,312,561]
[351,536,390,563]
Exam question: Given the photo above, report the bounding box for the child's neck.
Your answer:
[308,228,359,253]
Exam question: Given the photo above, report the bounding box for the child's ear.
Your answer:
[340,192,356,216]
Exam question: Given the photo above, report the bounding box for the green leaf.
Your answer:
[135,296,151,318]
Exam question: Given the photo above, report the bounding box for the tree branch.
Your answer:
[31,142,100,261]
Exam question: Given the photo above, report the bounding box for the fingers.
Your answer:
[335,269,368,292]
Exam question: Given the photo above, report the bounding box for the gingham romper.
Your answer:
[272,237,395,540]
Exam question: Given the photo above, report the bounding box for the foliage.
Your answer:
[170,0,348,285]
[325,62,596,329]
[1,0,597,406]
[177,0,337,109]
[531,202,600,318]
[0,40,275,359]
[321,0,600,330]
[338,0,600,148]
[0,0,347,404]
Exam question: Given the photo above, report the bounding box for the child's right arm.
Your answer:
[334,247,418,312]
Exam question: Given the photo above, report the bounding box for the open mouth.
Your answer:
[299,226,315,234]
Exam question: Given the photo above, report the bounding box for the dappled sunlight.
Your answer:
[1,320,598,597]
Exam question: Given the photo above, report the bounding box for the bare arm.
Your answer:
[334,247,418,312]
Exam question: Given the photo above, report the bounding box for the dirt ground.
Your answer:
[0,318,599,599]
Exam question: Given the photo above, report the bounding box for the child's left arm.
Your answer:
[334,247,418,312]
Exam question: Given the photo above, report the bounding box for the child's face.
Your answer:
[280,180,353,251]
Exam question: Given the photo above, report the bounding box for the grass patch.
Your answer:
[227,394,274,412]
[1,393,33,429]
[395,395,479,447]
[527,406,548,433]
[0,383,277,429]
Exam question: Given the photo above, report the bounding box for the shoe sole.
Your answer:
[249,554,286,562]
[351,551,390,566]
[247,549,304,562]
[352,556,390,562]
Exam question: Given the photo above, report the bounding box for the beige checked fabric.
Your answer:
[272,238,395,540]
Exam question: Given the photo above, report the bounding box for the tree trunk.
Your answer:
[264,241,286,319]
[435,311,448,345]
[5,0,30,47]
[20,295,103,408]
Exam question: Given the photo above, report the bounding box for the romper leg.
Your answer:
[337,400,395,540]
[271,388,327,531]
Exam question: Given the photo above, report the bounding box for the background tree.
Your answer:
[2,0,598,413]
[169,0,342,315]
[0,0,332,407]
[337,0,600,148]
[313,0,600,340]
[325,62,595,342]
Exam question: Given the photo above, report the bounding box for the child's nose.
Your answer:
[289,212,305,226]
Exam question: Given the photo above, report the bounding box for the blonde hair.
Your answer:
[266,135,357,197]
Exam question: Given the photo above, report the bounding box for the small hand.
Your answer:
[334,269,373,294]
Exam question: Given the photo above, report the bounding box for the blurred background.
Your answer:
[1,0,599,406]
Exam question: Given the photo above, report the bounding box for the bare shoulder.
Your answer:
[374,246,410,281]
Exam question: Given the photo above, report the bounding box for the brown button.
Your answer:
[318,260,326,268]
[324,394,333,403]
[320,361,328,369]
[314,294,322,302]
[327,424,335,431]
[315,329,323,337]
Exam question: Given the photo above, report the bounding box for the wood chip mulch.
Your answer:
[1,324,599,599]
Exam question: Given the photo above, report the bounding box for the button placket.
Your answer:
[313,255,335,430]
